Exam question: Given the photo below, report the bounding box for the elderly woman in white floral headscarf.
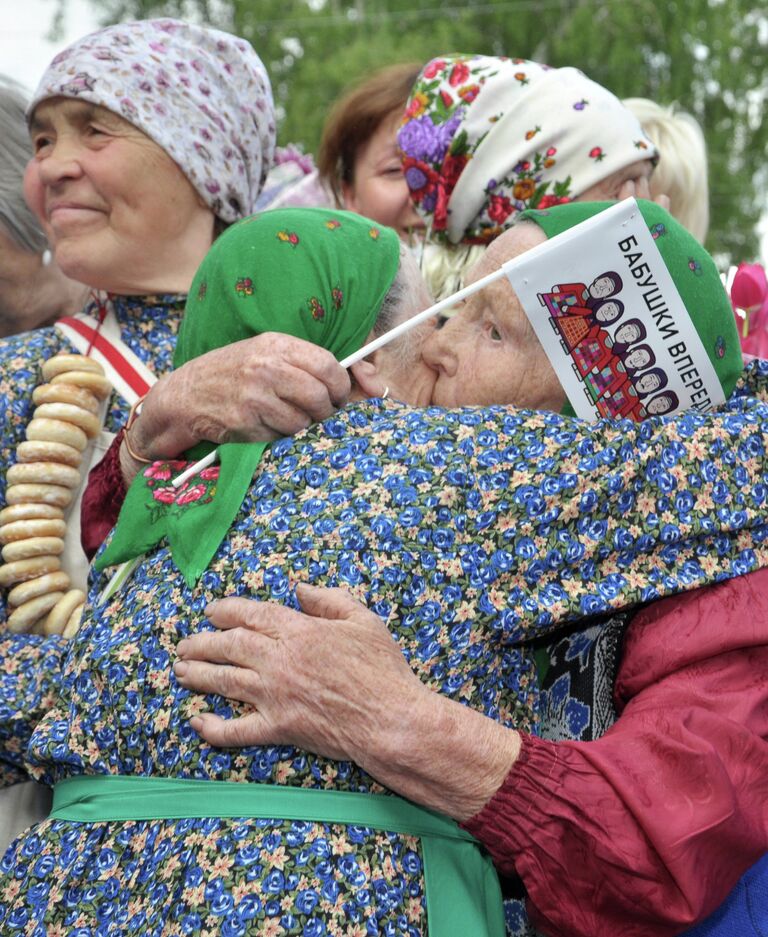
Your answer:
[0,15,275,852]
[398,54,659,298]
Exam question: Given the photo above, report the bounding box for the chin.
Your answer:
[54,239,117,293]
[429,383,457,409]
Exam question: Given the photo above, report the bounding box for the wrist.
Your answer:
[358,684,520,821]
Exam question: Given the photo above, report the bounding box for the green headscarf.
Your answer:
[517,199,744,413]
[98,208,401,585]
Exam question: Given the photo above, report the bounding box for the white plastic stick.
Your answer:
[172,449,218,488]
[339,264,507,368]
[170,264,511,487]
[98,556,141,605]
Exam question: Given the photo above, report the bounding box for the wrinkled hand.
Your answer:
[174,584,422,762]
[173,584,520,821]
[124,333,350,475]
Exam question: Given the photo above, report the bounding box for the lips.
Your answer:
[47,203,104,230]
[48,201,100,215]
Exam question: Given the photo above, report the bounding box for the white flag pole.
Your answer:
[172,450,218,488]
[339,264,508,367]
[172,262,514,487]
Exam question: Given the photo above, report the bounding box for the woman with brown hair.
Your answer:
[317,62,424,240]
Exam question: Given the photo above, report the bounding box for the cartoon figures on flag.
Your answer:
[539,271,677,420]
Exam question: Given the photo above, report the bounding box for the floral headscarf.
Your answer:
[98,208,400,585]
[30,19,276,223]
[398,54,657,244]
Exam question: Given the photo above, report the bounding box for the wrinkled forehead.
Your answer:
[28,96,126,131]
[465,222,548,286]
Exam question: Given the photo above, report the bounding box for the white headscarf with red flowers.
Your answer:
[30,18,275,223]
[398,54,657,245]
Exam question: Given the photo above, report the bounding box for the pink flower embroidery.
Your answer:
[423,58,446,79]
[176,484,207,505]
[144,461,187,481]
[448,62,470,87]
[199,466,220,480]
[152,486,178,504]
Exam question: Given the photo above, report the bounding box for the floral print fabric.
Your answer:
[0,363,768,934]
[398,54,657,244]
[30,19,276,223]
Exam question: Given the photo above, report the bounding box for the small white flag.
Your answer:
[501,199,724,421]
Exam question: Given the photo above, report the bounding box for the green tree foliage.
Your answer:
[85,0,767,261]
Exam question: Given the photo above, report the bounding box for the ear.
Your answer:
[350,356,388,398]
[341,180,358,212]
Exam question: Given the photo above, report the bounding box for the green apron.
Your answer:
[52,775,505,937]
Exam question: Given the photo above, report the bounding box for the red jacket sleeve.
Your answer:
[80,428,128,560]
[462,567,768,937]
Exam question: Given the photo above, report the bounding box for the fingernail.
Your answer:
[204,602,217,616]
[174,661,189,678]
[190,716,204,732]
[176,639,189,657]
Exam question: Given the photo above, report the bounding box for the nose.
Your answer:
[37,136,85,188]
[420,314,460,375]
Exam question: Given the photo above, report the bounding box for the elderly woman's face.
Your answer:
[576,158,655,202]
[342,112,424,241]
[25,99,215,293]
[420,224,566,410]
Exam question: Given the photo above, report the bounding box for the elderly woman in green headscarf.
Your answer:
[1,200,766,937]
[0,207,514,936]
[155,202,768,937]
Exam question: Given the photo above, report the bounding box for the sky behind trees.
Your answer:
[7,0,768,264]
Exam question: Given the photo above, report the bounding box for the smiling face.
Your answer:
[590,275,618,298]
[635,371,663,393]
[24,98,216,294]
[420,223,566,410]
[342,111,424,241]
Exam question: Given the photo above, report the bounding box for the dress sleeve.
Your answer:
[461,568,768,937]
[0,634,69,785]
[80,428,128,560]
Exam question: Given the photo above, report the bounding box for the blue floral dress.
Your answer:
[0,363,767,936]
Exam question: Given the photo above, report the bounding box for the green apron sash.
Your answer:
[52,775,505,937]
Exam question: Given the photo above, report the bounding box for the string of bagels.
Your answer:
[0,354,112,636]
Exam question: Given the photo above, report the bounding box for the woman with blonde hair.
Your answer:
[624,97,710,242]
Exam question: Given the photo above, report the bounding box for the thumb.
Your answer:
[295,583,368,621]
[190,711,272,747]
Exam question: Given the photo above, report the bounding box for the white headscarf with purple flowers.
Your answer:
[29,18,276,223]
[398,54,657,245]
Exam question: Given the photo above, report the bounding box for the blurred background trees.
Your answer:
[72,0,767,262]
